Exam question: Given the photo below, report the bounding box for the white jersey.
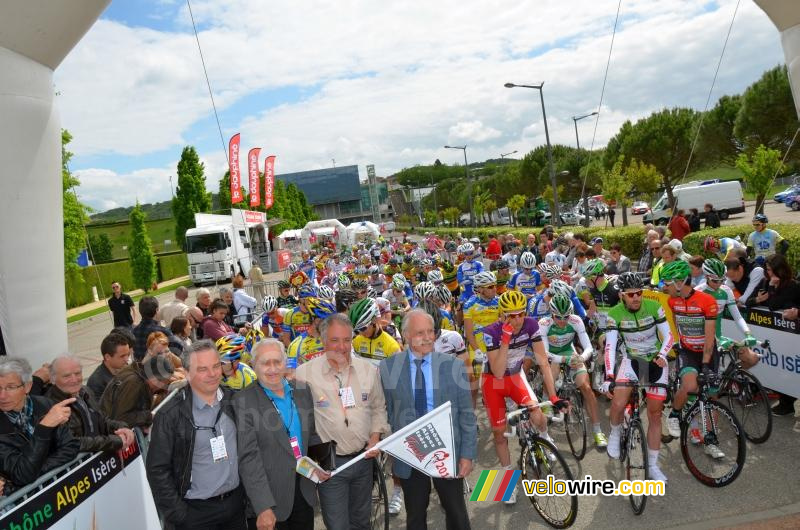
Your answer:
[436,329,467,356]
[545,250,567,269]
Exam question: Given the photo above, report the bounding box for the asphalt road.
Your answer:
[602,198,797,228]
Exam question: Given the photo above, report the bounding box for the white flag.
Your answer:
[331,401,456,479]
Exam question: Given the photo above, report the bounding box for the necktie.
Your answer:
[414,358,426,418]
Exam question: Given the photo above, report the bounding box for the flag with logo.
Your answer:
[331,402,455,479]
[248,147,261,207]
[264,155,276,209]
[229,133,243,204]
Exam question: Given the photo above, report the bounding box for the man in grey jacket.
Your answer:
[379,309,477,530]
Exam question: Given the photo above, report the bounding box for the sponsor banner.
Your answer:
[726,305,800,335]
[264,155,276,210]
[229,133,243,204]
[277,250,292,270]
[243,210,266,224]
[0,441,160,529]
[330,402,455,479]
[248,147,261,207]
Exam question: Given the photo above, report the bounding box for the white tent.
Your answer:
[346,221,381,245]
[276,229,303,241]
[301,219,348,250]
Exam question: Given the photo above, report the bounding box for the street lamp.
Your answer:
[505,82,560,226]
[500,150,518,160]
[572,111,598,227]
[169,175,175,198]
[444,145,473,227]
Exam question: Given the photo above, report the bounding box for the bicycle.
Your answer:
[506,403,578,528]
[554,363,587,460]
[608,381,669,515]
[678,372,747,487]
[371,453,389,530]
[716,339,773,444]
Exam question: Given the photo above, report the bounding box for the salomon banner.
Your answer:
[0,441,160,529]
[229,133,243,204]
[264,155,276,209]
[248,147,261,207]
[331,402,455,479]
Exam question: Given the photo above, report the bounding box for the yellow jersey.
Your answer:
[352,331,401,365]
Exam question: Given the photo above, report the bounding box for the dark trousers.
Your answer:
[317,455,372,530]
[177,486,247,530]
[400,469,470,530]
[247,478,314,530]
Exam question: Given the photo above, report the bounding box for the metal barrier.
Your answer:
[241,280,284,302]
[0,453,94,513]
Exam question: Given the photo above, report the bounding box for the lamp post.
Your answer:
[572,111,598,226]
[430,169,439,226]
[505,82,560,226]
[500,150,518,160]
[444,145,473,227]
[169,175,175,198]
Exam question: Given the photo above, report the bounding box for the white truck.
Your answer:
[185,209,270,286]
[643,179,745,225]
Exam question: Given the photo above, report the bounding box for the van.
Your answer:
[643,180,745,225]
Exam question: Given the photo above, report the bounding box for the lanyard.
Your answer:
[333,368,352,428]
[190,406,225,437]
[260,383,296,436]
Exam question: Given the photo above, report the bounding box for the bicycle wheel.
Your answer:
[721,369,772,444]
[563,389,587,460]
[680,400,746,488]
[371,459,389,530]
[519,437,578,528]
[625,420,648,515]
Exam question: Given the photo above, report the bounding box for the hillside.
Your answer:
[89,193,222,223]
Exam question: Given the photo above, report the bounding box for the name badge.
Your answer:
[289,436,302,460]
[210,435,228,462]
[339,386,356,408]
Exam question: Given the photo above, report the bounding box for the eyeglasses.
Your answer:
[623,290,643,298]
[506,312,525,319]
[0,383,25,393]
[707,277,723,284]
[553,314,569,320]
[661,280,677,287]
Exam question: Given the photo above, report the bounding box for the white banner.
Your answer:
[331,401,456,479]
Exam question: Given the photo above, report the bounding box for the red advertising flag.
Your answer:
[229,133,243,204]
[264,155,276,209]
[248,147,261,207]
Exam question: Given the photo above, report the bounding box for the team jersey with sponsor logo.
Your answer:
[352,331,401,365]
[282,306,312,341]
[463,295,499,352]
[507,270,541,297]
[668,290,718,353]
[287,333,324,368]
[482,318,541,376]
[606,299,668,361]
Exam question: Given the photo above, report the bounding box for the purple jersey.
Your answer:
[482,317,541,376]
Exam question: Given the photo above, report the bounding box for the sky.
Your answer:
[55,0,787,212]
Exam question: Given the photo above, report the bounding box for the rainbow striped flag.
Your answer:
[468,469,521,502]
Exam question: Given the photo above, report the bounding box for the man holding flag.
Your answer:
[379,309,476,530]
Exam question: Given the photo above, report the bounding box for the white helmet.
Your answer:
[520,251,536,269]
[288,263,299,273]
[317,285,335,301]
[435,284,453,306]
[262,296,278,313]
[461,242,475,255]
[427,269,444,284]
[472,271,497,288]
[414,281,438,301]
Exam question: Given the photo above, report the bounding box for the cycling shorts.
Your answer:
[481,372,537,428]
[677,348,719,378]
[615,357,668,401]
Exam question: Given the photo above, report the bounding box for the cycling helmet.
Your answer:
[349,298,381,332]
[305,297,337,320]
[702,258,727,281]
[388,257,399,266]
[435,284,453,306]
[584,259,606,278]
[262,295,278,313]
[703,236,718,253]
[403,255,413,264]
[538,263,561,280]
[520,252,536,269]
[289,270,309,287]
[472,271,497,288]
[752,213,768,224]
[494,259,510,270]
[366,286,377,299]
[616,272,644,291]
[549,294,574,318]
[335,289,358,312]
[244,328,265,353]
[469,237,480,245]
[352,278,369,290]
[368,265,380,275]
[354,265,367,276]
[216,334,245,360]
[419,258,432,268]
[427,269,444,284]
[277,280,291,289]
[287,263,299,273]
[660,260,691,282]
[298,284,317,299]
[414,281,437,301]
[391,275,407,290]
[555,235,567,247]
[419,299,443,336]
[461,242,475,256]
[548,279,573,298]
[317,285,335,301]
[337,273,351,289]
[498,290,527,314]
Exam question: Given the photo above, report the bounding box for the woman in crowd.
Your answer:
[170,316,192,348]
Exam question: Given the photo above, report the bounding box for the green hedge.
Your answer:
[158,252,189,282]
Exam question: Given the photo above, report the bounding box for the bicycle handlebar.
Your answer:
[608,381,670,392]
[505,400,553,424]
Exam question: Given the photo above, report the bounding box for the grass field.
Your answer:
[66,278,192,323]
[86,218,178,259]
[688,164,787,201]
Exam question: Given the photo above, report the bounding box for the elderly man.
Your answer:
[159,286,191,328]
[46,355,135,453]
[0,357,80,493]
[146,340,246,530]
[637,230,660,274]
[100,355,174,431]
[236,339,323,530]
[87,329,133,400]
[380,309,477,530]
[294,313,389,530]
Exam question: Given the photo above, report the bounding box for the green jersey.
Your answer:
[606,299,669,361]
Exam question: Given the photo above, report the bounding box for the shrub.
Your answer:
[158,253,189,281]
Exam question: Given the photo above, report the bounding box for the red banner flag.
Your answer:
[248,147,261,207]
[264,155,276,210]
[229,133,243,204]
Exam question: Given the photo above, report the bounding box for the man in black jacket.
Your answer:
[46,355,134,453]
[146,340,246,530]
[132,296,183,361]
[0,357,80,494]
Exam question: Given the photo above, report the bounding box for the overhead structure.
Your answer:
[0,1,110,366]
[755,0,800,119]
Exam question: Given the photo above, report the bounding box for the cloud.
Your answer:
[74,166,174,211]
[56,0,786,210]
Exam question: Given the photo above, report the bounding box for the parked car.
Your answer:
[774,185,800,203]
[631,201,650,215]
[787,194,800,211]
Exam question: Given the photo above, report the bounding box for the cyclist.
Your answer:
[286,297,337,371]
[507,251,541,297]
[463,271,500,408]
[747,213,788,263]
[527,279,586,320]
[697,258,759,369]
[482,290,567,504]
[704,236,745,262]
[413,281,437,308]
[317,285,336,304]
[433,284,457,331]
[368,265,388,294]
[216,334,257,391]
[456,242,483,304]
[660,260,724,459]
[280,285,316,347]
[298,251,317,285]
[577,259,620,350]
[539,294,607,447]
[349,298,402,365]
[352,278,369,300]
[492,259,511,294]
[276,280,299,309]
[259,295,285,340]
[601,272,674,482]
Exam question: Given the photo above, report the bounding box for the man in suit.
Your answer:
[235,338,325,530]
[379,309,477,530]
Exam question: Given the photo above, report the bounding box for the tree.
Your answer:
[626,158,663,196]
[172,146,211,249]
[736,144,785,214]
[483,198,497,225]
[423,210,438,227]
[88,233,113,263]
[601,156,633,226]
[129,202,157,291]
[506,194,527,227]
[443,206,461,227]
[697,94,743,165]
[62,129,91,273]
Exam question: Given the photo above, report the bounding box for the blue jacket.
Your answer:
[379,350,477,479]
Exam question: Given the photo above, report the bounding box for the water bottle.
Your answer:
[623,404,632,423]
